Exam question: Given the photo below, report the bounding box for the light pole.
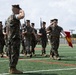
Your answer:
[69,29,75,43]
[69,29,75,36]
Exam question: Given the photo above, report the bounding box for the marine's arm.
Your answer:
[15,10,25,20]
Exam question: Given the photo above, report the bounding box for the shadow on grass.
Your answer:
[60,56,76,61]
[61,58,76,61]
[22,73,57,75]
[19,54,50,59]
[32,54,50,58]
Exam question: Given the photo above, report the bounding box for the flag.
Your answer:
[65,31,73,48]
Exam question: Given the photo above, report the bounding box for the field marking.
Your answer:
[0,57,76,70]
[0,67,76,75]
[0,58,50,62]
[35,47,76,50]
[60,52,76,53]
[29,59,76,67]
[0,57,76,75]
[0,56,76,62]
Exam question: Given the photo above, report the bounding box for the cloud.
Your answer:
[0,0,76,33]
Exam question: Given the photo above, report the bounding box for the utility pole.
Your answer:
[69,29,75,44]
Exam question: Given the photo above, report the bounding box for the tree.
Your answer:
[72,34,76,38]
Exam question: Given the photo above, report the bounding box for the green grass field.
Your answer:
[0,44,76,75]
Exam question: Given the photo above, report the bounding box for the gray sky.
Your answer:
[0,0,76,33]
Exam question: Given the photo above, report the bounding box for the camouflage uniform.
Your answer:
[23,24,33,56]
[3,26,8,56]
[39,27,48,55]
[0,22,5,57]
[21,24,27,54]
[31,25,37,55]
[6,14,21,68]
[48,25,63,58]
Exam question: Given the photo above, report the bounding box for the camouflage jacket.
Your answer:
[48,25,63,38]
[0,29,5,45]
[39,28,48,41]
[6,14,20,40]
[23,26,33,40]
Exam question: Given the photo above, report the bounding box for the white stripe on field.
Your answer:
[0,67,76,75]
[0,56,76,62]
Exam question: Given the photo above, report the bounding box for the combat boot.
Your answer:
[0,53,3,58]
[26,54,30,57]
[9,68,23,74]
[50,55,54,59]
[43,54,47,57]
[56,57,61,60]
[26,54,32,58]
[53,56,61,60]
[32,54,36,56]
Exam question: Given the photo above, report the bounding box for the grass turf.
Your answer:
[0,44,76,75]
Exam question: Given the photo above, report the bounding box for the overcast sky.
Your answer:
[0,0,76,33]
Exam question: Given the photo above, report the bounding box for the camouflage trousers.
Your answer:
[50,37,59,57]
[4,39,8,56]
[41,40,47,54]
[21,39,26,54]
[24,38,31,54]
[8,38,20,68]
[0,43,4,54]
[31,40,37,54]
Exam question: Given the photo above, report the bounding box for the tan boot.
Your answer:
[53,56,61,60]
[53,56,57,60]
[27,54,30,57]
[56,57,61,60]
[50,55,54,59]
[43,54,47,57]
[0,53,3,58]
[32,54,36,56]
[9,68,23,74]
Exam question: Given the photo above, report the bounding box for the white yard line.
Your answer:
[23,67,76,73]
[0,67,76,75]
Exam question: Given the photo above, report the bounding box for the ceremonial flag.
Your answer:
[65,31,73,48]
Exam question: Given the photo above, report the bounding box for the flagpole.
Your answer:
[40,17,42,28]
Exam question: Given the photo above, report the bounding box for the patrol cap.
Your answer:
[43,21,46,24]
[0,21,2,24]
[0,21,2,26]
[31,23,35,26]
[12,4,21,9]
[53,18,58,22]
[50,19,54,22]
[26,20,30,22]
